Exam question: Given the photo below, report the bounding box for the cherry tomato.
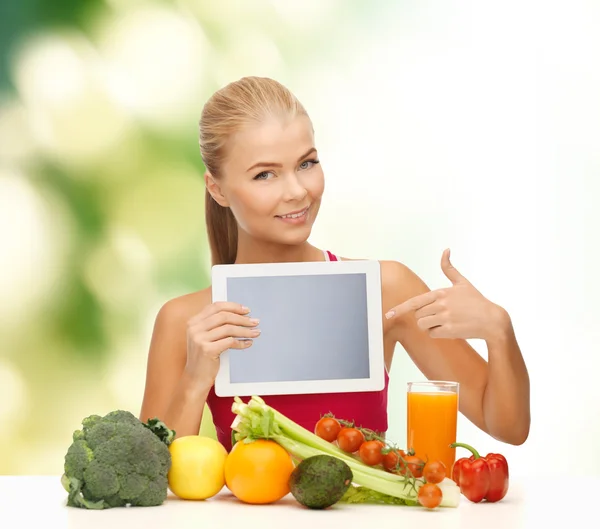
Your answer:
[314,417,342,442]
[418,483,442,509]
[359,440,385,466]
[423,460,446,484]
[401,455,424,478]
[337,427,365,453]
[382,449,406,472]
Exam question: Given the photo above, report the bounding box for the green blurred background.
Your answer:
[3,0,600,479]
[0,0,379,474]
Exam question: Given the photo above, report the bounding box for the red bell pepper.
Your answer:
[450,442,509,503]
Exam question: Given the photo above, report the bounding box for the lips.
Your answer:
[275,206,309,219]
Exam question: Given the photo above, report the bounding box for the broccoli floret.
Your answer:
[103,493,125,508]
[118,473,150,500]
[83,459,120,499]
[72,429,85,442]
[84,421,117,450]
[131,476,169,507]
[61,410,175,509]
[64,440,94,481]
[82,414,103,430]
[103,410,141,426]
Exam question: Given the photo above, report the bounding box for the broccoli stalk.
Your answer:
[62,410,176,509]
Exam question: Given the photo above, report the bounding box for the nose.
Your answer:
[282,173,308,202]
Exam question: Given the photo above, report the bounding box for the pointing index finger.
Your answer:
[385,290,438,319]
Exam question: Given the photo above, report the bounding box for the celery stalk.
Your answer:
[230,396,460,508]
[339,480,459,506]
[341,485,418,506]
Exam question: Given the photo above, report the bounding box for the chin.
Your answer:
[257,219,314,246]
[276,226,313,246]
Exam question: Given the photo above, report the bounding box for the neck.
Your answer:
[234,232,324,264]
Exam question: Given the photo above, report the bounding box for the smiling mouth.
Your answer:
[275,206,309,219]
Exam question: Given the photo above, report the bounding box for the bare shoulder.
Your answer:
[156,287,213,328]
[148,286,213,362]
[379,260,430,304]
[337,256,429,305]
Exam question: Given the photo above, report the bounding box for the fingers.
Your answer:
[200,311,259,333]
[188,326,257,360]
[414,316,454,339]
[441,248,467,285]
[385,290,438,319]
[187,301,262,359]
[415,314,444,331]
[189,301,250,326]
[414,301,440,319]
[211,336,255,353]
[205,324,261,343]
[405,298,455,337]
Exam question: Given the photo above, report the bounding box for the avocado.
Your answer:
[288,455,353,509]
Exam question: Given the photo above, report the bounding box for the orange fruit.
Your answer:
[224,439,295,504]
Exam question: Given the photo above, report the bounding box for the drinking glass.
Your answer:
[407,381,459,477]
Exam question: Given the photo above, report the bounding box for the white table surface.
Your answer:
[0,475,590,528]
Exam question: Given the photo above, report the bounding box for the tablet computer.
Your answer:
[211,259,385,397]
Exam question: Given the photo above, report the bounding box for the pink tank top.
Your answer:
[206,250,389,450]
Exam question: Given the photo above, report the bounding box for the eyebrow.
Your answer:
[246,147,317,172]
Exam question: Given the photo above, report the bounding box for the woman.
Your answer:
[139,77,530,451]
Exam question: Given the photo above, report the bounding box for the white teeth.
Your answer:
[280,209,307,219]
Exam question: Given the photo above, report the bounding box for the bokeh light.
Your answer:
[0,359,29,431]
[98,3,209,129]
[82,226,154,311]
[0,170,73,329]
[0,99,37,164]
[108,162,207,260]
[12,32,132,168]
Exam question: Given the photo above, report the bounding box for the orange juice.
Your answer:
[407,390,458,477]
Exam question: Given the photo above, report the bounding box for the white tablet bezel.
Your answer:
[211,259,385,397]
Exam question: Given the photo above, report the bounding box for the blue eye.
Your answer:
[253,171,272,180]
[300,159,320,170]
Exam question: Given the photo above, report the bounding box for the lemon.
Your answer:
[168,435,228,500]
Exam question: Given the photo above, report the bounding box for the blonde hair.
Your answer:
[199,76,309,265]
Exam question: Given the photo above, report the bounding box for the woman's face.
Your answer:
[211,114,325,246]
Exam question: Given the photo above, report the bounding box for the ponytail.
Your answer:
[205,188,238,266]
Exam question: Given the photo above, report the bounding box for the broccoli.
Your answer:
[61,409,176,509]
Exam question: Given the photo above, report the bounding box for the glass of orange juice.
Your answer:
[407,381,459,477]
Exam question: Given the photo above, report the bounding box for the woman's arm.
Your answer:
[381,256,531,445]
[139,294,212,437]
[481,310,531,445]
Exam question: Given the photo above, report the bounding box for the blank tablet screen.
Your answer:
[226,273,370,384]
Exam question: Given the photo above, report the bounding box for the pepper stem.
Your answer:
[450,442,481,459]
